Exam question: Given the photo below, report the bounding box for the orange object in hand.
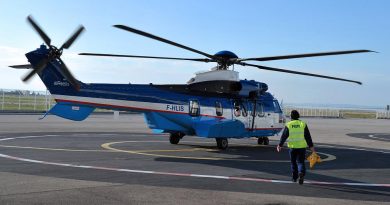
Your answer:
[307,151,321,169]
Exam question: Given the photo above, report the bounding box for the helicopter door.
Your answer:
[233,100,250,128]
[249,100,257,130]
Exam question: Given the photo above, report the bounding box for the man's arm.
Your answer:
[304,125,315,152]
[278,126,289,147]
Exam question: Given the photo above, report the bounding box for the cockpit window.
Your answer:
[273,100,282,113]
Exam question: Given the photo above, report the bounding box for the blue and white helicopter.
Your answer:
[10,16,372,149]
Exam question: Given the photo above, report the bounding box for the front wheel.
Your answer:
[257,137,269,145]
[169,133,183,144]
[216,138,228,150]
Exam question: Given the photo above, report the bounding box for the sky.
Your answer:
[0,0,389,107]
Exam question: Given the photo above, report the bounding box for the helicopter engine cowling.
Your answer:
[239,80,268,97]
[188,80,242,94]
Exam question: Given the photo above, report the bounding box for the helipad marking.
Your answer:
[0,144,115,152]
[368,134,389,141]
[0,152,388,188]
[101,140,336,162]
[0,135,388,188]
[318,144,390,154]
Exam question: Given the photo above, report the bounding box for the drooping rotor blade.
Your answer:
[239,62,362,85]
[9,64,32,69]
[238,50,375,62]
[113,25,216,60]
[27,15,51,46]
[58,58,80,90]
[79,52,215,62]
[22,58,50,82]
[60,25,85,50]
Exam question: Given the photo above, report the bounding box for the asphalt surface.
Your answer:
[0,114,389,205]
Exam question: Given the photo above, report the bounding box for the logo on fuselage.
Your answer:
[53,81,70,87]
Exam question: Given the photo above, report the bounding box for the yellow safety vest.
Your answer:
[286,120,308,148]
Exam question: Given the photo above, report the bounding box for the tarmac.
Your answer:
[0,114,389,205]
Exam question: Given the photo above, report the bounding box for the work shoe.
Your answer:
[298,173,304,185]
[292,178,297,183]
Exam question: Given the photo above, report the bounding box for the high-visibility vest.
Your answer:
[286,120,308,148]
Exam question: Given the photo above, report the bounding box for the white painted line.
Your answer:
[1,153,389,187]
[318,144,390,154]
[1,135,389,188]
[367,134,388,141]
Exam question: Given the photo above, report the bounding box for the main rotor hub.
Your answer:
[214,50,239,59]
[214,50,239,70]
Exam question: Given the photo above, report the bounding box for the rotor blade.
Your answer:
[60,25,85,50]
[238,50,375,62]
[113,25,216,59]
[9,64,32,69]
[79,52,215,62]
[239,62,362,85]
[27,15,51,46]
[58,58,80,90]
[22,58,49,82]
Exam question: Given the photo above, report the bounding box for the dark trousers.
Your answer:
[289,148,306,179]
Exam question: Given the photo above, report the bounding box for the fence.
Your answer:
[283,107,341,118]
[376,111,390,119]
[0,89,55,112]
[283,106,389,119]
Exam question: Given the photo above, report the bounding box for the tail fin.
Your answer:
[25,45,82,95]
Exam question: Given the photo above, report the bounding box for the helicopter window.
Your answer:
[215,101,223,116]
[250,102,257,117]
[257,103,264,117]
[263,100,274,112]
[273,100,282,113]
[189,100,200,116]
[233,100,241,117]
[241,103,248,117]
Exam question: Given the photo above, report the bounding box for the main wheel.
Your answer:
[216,138,228,150]
[169,133,183,144]
[263,137,269,145]
[257,137,264,145]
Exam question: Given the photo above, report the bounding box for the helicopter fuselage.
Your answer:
[28,45,285,139]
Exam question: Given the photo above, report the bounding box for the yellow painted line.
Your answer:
[101,140,337,162]
[101,142,285,162]
[101,142,224,160]
[0,137,336,163]
[129,148,216,152]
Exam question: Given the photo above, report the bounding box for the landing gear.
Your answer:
[216,138,228,150]
[257,137,269,145]
[169,132,184,144]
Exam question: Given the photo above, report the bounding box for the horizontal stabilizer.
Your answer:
[48,103,95,121]
[9,64,32,69]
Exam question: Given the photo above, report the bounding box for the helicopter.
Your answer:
[10,15,373,150]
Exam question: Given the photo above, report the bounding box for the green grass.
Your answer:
[339,110,376,119]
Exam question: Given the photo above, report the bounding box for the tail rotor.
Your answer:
[20,15,85,90]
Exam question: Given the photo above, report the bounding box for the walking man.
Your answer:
[277,110,315,184]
